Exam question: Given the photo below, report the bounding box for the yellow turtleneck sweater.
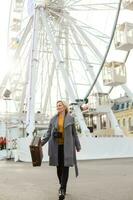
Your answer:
[57,113,65,145]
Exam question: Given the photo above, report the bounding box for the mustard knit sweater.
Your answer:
[57,113,64,145]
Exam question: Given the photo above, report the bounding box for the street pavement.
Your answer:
[0,158,133,200]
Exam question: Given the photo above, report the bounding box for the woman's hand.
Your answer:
[77,147,81,152]
[41,140,45,146]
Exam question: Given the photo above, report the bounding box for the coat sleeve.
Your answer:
[41,120,52,146]
[72,122,81,151]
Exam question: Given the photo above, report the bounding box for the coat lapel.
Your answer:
[64,113,74,128]
[51,114,58,129]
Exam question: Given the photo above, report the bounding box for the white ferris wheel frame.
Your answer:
[2,0,129,137]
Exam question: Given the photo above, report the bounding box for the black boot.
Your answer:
[58,187,66,195]
[58,188,65,200]
[58,187,61,196]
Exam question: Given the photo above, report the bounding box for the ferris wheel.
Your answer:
[0,0,125,136]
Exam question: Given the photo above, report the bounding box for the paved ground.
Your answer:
[0,158,133,200]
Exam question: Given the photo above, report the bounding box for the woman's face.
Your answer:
[57,101,65,113]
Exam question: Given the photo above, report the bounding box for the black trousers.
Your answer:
[57,145,69,192]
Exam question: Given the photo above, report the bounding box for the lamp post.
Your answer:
[3,89,11,159]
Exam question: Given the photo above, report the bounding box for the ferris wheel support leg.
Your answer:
[40,8,90,136]
[59,63,91,136]
[43,30,63,114]
[106,108,125,136]
[121,84,133,100]
[26,7,40,137]
[59,64,91,136]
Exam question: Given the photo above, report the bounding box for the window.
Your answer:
[121,103,125,109]
[118,119,120,126]
[116,104,119,110]
[126,102,129,108]
[128,117,132,128]
[123,118,125,126]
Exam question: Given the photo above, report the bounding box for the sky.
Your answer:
[0,1,132,97]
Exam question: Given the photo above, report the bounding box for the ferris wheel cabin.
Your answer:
[123,0,133,10]
[102,61,127,87]
[114,22,133,51]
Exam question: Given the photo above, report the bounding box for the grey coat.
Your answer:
[41,113,81,176]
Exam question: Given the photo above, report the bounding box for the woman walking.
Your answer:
[41,100,81,200]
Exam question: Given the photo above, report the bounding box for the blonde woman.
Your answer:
[41,100,81,200]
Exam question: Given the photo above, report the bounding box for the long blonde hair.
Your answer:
[56,100,69,114]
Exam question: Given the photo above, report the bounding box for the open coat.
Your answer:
[41,113,81,176]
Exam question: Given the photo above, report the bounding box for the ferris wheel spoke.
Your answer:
[40,32,48,110]
[17,33,32,61]
[64,13,109,40]
[36,30,45,111]
[14,17,33,58]
[67,2,119,11]
[70,28,102,92]
[56,68,63,100]
[64,0,72,7]
[71,27,100,81]
[42,59,56,113]
[48,7,109,43]
[66,0,83,7]
[68,44,92,97]
[19,50,32,112]
[71,23,103,62]
[71,21,109,43]
[69,62,80,99]
[70,32,91,82]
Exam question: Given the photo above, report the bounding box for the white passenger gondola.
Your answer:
[103,61,126,86]
[123,0,133,10]
[114,22,133,51]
